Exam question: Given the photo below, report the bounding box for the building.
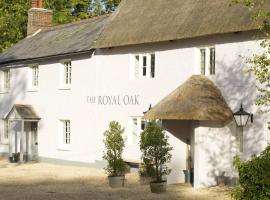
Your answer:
[0,0,269,188]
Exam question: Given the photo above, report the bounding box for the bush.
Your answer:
[103,121,125,177]
[232,145,270,200]
[139,121,173,183]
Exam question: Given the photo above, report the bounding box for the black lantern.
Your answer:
[233,104,253,127]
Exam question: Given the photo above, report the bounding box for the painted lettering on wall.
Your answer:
[86,95,140,106]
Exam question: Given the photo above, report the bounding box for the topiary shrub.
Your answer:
[139,121,173,183]
[232,145,270,200]
[103,121,126,177]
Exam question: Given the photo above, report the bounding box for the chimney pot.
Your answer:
[32,0,43,8]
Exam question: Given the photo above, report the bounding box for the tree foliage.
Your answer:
[103,121,125,177]
[0,0,122,53]
[140,121,173,183]
[232,146,270,200]
[232,0,270,112]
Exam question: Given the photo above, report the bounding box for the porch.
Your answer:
[4,104,40,163]
[144,75,240,187]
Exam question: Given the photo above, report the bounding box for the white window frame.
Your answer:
[28,65,39,91]
[0,69,11,93]
[1,120,9,144]
[58,120,71,150]
[266,122,270,147]
[59,60,72,90]
[128,116,147,145]
[195,47,215,76]
[131,53,155,80]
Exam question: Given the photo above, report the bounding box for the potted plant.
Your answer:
[9,152,20,163]
[103,121,126,188]
[139,121,173,194]
[138,163,155,185]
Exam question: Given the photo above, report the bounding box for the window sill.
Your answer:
[0,141,9,145]
[58,85,71,90]
[27,87,39,92]
[57,145,71,151]
[0,90,9,94]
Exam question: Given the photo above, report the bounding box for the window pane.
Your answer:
[200,49,206,75]
[143,56,147,67]
[63,120,71,145]
[4,120,8,139]
[4,70,10,89]
[151,54,155,78]
[134,55,139,79]
[210,48,215,75]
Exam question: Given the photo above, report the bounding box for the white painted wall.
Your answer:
[0,30,269,186]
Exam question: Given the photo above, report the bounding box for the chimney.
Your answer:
[27,0,53,35]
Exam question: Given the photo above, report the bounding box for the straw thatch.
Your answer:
[95,0,268,48]
[144,75,233,122]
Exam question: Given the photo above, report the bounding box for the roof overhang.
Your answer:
[4,104,41,121]
[144,75,233,123]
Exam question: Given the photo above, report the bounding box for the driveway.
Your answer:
[0,158,231,200]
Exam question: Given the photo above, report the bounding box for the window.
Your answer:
[266,122,270,146]
[62,60,72,85]
[132,53,155,79]
[62,120,70,145]
[4,120,8,140]
[3,69,10,90]
[198,47,215,76]
[31,65,39,87]
[200,49,206,75]
[129,117,146,144]
[58,120,71,150]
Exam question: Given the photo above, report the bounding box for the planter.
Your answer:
[139,176,153,185]
[108,176,125,188]
[9,153,20,163]
[150,181,167,194]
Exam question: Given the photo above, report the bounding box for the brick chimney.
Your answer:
[27,0,53,35]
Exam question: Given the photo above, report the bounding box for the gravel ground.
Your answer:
[0,158,231,200]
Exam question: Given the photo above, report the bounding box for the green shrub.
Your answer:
[103,121,125,177]
[232,145,270,200]
[139,121,173,183]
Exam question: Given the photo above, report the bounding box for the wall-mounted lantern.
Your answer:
[233,104,253,127]
[143,104,152,115]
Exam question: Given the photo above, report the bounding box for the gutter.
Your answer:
[0,49,95,68]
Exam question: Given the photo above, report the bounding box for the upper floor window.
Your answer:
[3,69,10,90]
[31,65,39,87]
[198,47,215,76]
[59,60,72,90]
[129,117,146,145]
[63,60,72,85]
[132,53,155,79]
[62,120,71,145]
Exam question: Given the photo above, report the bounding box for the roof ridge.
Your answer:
[43,14,111,33]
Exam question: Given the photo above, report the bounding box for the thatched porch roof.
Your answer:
[144,75,233,122]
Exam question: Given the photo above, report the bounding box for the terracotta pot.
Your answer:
[150,181,167,194]
[108,176,125,188]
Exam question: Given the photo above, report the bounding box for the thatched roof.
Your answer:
[0,15,109,67]
[95,0,267,48]
[144,75,233,122]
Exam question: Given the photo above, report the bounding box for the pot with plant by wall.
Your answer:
[139,121,173,194]
[103,121,126,188]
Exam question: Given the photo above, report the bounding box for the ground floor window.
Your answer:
[129,117,146,145]
[267,122,270,146]
[4,120,8,140]
[58,120,71,150]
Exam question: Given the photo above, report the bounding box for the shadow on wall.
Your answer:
[0,67,28,117]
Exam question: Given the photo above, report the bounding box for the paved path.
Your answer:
[0,158,231,200]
